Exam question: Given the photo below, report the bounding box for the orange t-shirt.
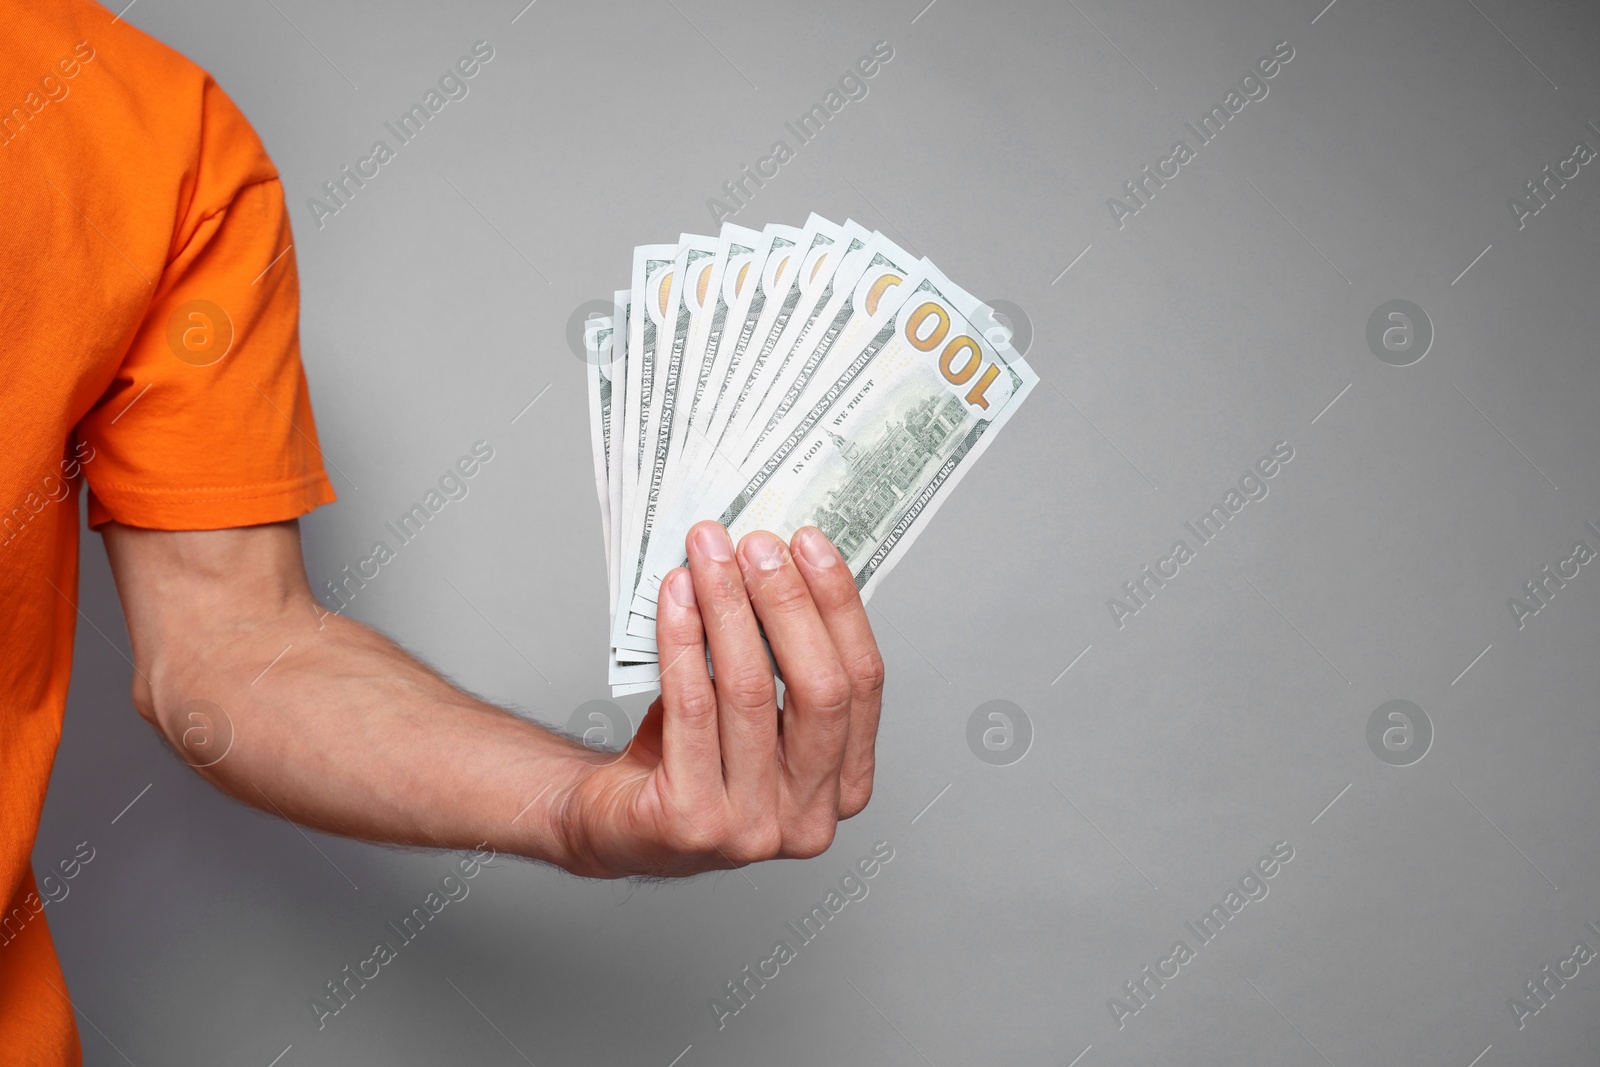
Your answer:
[0,1,335,1060]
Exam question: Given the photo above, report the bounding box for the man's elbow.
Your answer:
[129,651,234,773]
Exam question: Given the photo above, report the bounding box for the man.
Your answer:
[0,1,884,1060]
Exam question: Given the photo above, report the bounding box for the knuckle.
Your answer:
[706,569,748,608]
[839,774,875,820]
[785,819,837,859]
[799,667,853,720]
[658,607,702,647]
[727,823,783,865]
[756,573,812,614]
[847,647,886,696]
[719,665,776,711]
[816,573,864,611]
[669,684,719,728]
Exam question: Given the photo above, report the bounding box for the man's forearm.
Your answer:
[105,522,595,871]
[163,612,593,864]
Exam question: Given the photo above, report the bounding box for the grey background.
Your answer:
[36,0,1600,1063]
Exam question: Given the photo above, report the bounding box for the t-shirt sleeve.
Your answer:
[77,79,336,530]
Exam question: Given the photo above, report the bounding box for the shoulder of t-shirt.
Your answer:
[10,0,283,261]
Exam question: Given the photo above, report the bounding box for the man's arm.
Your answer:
[101,518,883,879]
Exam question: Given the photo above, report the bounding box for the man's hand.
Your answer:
[558,522,885,878]
[102,518,881,880]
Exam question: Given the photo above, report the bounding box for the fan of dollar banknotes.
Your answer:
[585,213,1038,696]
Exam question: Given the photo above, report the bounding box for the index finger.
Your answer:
[654,567,723,811]
[789,527,884,818]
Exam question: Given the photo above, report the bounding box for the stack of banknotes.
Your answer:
[585,214,1037,696]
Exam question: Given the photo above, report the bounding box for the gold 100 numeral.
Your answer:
[904,301,1001,409]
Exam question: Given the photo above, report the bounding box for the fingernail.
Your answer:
[693,523,733,562]
[667,569,696,608]
[740,531,785,573]
[795,527,838,569]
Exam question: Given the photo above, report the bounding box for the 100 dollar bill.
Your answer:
[622,262,1037,652]
[622,234,922,627]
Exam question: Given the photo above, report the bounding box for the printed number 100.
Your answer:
[904,301,1002,409]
